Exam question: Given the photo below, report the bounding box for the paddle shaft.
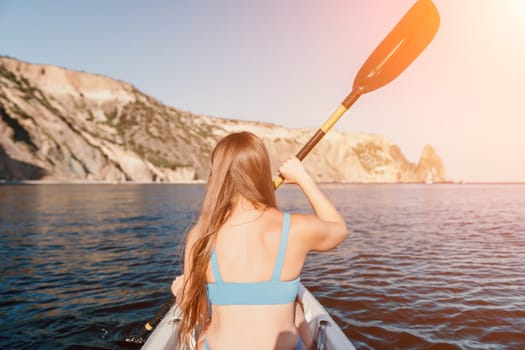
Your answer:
[146,296,176,330]
[130,296,176,344]
[273,89,362,189]
[273,0,439,189]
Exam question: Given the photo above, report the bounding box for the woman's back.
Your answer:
[204,207,305,350]
[175,132,347,350]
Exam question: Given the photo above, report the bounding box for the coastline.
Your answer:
[0,179,207,185]
[1,179,522,185]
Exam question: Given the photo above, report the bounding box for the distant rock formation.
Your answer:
[416,144,446,183]
[0,56,446,183]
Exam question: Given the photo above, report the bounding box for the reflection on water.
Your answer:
[1,184,525,349]
[1,184,203,349]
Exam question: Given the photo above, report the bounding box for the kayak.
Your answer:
[141,283,356,349]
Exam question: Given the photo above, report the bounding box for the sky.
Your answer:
[1,0,524,182]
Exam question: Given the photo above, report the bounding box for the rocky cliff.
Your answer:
[0,56,446,183]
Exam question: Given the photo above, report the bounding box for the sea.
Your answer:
[1,183,524,350]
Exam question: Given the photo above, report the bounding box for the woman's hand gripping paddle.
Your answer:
[273,0,440,189]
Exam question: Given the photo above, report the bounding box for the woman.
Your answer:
[172,131,347,350]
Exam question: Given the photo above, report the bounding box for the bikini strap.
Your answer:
[210,249,224,283]
[271,212,291,281]
[204,337,211,350]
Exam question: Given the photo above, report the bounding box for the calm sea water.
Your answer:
[1,184,524,350]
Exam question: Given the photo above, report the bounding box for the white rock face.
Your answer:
[0,56,446,183]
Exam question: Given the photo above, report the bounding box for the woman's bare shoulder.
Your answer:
[289,212,347,252]
[289,212,319,228]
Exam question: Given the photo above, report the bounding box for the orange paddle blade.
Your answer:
[353,0,440,95]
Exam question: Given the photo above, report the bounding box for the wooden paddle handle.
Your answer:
[273,90,361,190]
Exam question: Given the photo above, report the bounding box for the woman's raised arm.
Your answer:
[279,157,348,251]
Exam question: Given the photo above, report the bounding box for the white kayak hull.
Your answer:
[141,283,355,350]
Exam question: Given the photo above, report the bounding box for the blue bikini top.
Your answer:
[206,212,300,305]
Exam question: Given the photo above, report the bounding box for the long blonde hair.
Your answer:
[177,131,277,348]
